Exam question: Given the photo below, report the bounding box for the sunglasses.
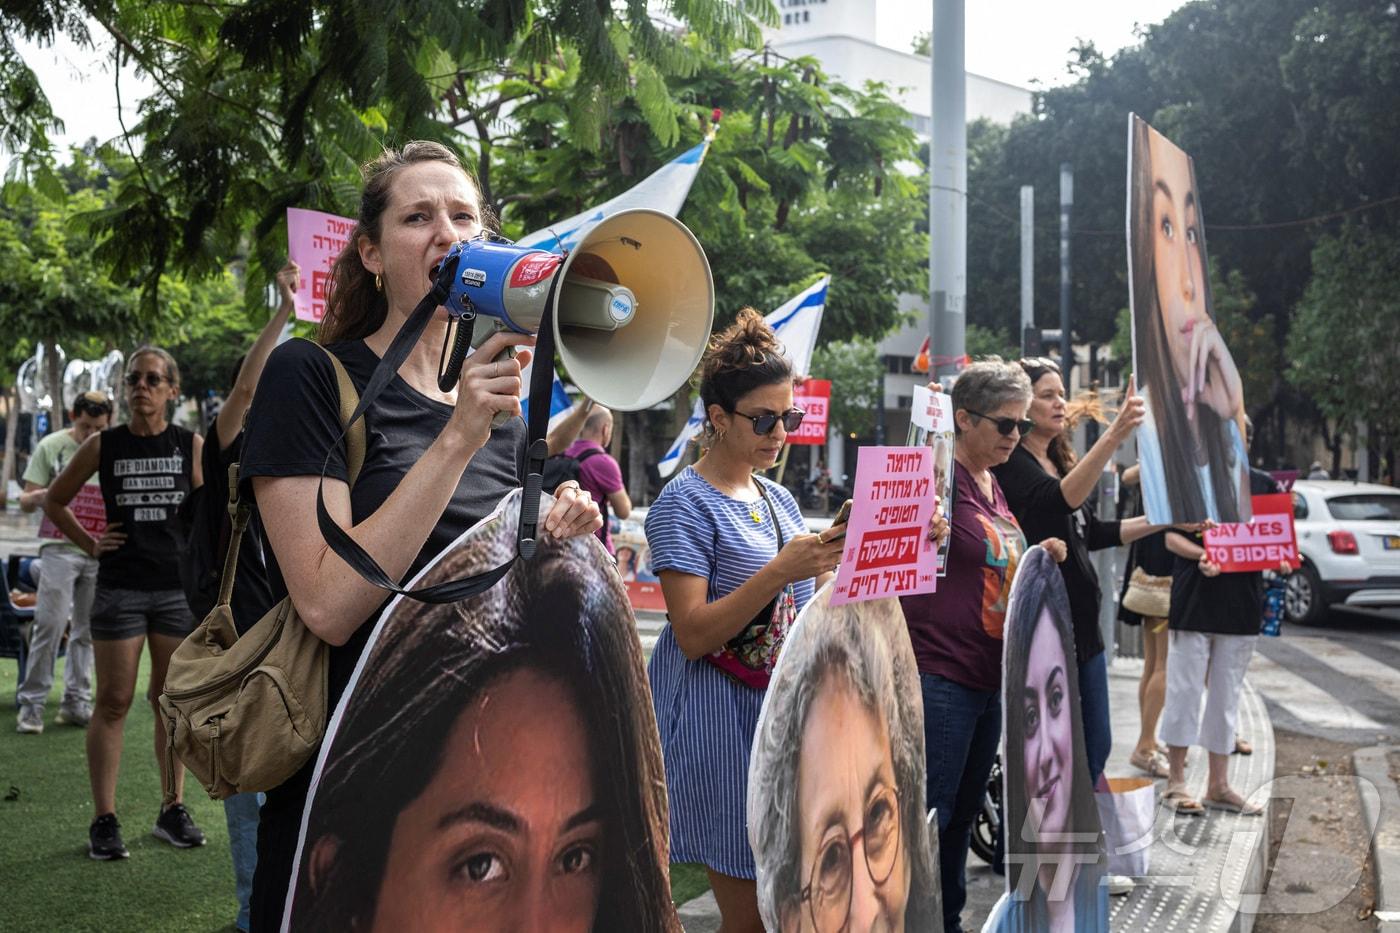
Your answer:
[964,408,1034,437]
[733,408,805,436]
[125,372,170,388]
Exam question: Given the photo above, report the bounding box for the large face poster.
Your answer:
[986,546,1107,933]
[1127,113,1251,525]
[908,384,955,577]
[282,490,678,932]
[747,583,941,931]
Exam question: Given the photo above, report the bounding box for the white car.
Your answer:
[1285,480,1400,625]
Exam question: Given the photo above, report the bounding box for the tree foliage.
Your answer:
[1286,226,1400,444]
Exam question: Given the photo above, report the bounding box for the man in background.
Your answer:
[16,391,113,734]
[564,404,631,554]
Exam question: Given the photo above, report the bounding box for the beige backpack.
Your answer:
[159,344,365,802]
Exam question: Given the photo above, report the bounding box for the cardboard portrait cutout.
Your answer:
[908,384,956,577]
[748,583,941,931]
[282,490,678,932]
[987,546,1107,933]
[1127,113,1251,525]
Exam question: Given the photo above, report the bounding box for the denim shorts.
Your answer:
[90,588,196,642]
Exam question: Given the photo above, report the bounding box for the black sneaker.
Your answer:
[153,803,207,848]
[89,813,130,860]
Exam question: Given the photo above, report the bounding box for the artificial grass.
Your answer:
[1,645,713,930]
[1,652,240,933]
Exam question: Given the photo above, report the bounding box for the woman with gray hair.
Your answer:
[748,587,939,932]
[900,359,1066,933]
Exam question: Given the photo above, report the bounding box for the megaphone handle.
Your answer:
[436,313,475,393]
[489,345,518,429]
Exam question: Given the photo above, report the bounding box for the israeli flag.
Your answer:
[656,275,831,478]
[520,377,578,434]
[517,136,715,408]
[517,141,711,253]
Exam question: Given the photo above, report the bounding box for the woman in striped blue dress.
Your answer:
[647,309,846,931]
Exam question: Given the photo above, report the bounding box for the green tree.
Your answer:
[1286,226,1400,446]
[812,337,882,438]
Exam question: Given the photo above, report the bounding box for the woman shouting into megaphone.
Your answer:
[240,141,602,929]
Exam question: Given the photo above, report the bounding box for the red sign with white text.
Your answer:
[789,379,830,446]
[1203,493,1301,573]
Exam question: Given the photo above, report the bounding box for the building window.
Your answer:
[784,12,791,24]
[804,10,810,21]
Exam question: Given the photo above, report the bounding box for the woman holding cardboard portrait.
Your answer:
[993,358,1186,788]
[240,141,602,928]
[646,311,846,932]
[1129,115,1250,525]
[900,359,1067,933]
[1159,419,1286,815]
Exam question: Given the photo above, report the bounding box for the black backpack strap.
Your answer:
[576,447,605,464]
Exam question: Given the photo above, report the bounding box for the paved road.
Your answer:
[1251,605,1400,746]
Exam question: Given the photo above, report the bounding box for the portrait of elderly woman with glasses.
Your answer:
[748,586,940,932]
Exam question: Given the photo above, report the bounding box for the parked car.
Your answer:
[1285,480,1400,625]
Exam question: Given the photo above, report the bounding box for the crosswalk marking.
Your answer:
[636,615,666,657]
[1286,638,1400,702]
[1247,651,1385,732]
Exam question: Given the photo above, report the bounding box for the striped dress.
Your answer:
[645,466,816,878]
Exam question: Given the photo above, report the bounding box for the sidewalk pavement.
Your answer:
[1356,746,1400,933]
[675,656,1275,932]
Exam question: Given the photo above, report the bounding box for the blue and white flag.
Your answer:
[657,275,831,478]
[518,136,716,408]
[517,140,711,253]
[520,376,578,435]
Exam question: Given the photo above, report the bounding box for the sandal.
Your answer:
[1203,792,1264,816]
[1130,749,1170,778]
[1233,737,1253,756]
[1162,783,1204,815]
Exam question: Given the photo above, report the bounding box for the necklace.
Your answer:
[696,465,763,522]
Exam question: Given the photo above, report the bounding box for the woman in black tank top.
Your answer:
[44,346,208,860]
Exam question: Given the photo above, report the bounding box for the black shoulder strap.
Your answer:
[576,447,605,464]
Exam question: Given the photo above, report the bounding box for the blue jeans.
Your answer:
[224,792,264,932]
[922,673,1002,933]
[1078,651,1111,789]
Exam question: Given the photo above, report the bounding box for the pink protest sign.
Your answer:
[38,484,107,540]
[287,208,357,322]
[1203,493,1301,573]
[830,447,938,606]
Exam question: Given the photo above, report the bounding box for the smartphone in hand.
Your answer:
[824,499,854,541]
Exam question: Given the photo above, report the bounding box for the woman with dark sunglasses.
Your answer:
[991,359,1179,792]
[44,346,209,860]
[899,358,1067,933]
[646,308,845,932]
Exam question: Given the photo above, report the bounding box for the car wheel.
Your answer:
[1284,563,1327,626]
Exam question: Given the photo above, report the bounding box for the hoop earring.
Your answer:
[374,273,383,292]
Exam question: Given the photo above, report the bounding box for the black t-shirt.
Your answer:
[1168,468,1282,636]
[992,445,1122,664]
[240,338,526,932]
[97,423,195,591]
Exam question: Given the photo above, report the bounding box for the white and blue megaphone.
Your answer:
[433,208,714,421]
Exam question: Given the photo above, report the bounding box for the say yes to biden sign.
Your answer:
[1203,493,1301,573]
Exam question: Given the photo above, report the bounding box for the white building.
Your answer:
[766,0,1035,474]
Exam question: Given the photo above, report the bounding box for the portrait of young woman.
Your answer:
[284,491,677,932]
[1128,114,1250,526]
[995,546,1107,933]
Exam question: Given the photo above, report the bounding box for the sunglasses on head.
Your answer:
[73,396,112,417]
[963,408,1034,437]
[733,408,805,436]
[125,372,169,388]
